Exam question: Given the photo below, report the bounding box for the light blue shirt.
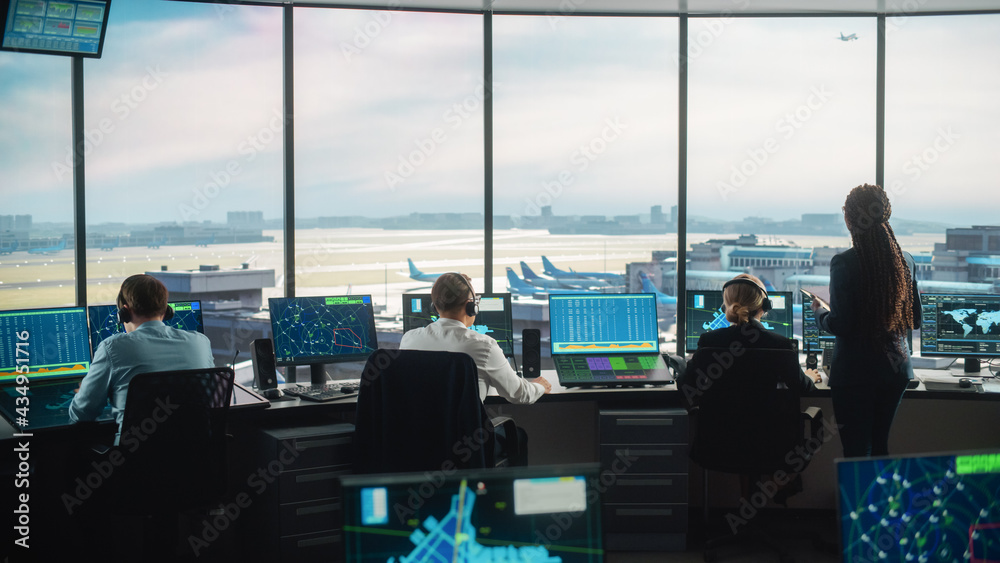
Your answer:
[69,320,215,442]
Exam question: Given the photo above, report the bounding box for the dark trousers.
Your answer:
[831,378,909,457]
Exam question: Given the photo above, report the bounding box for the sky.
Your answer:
[0,1,998,226]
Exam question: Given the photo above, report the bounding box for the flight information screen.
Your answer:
[686,290,793,350]
[920,293,1000,358]
[402,293,514,357]
[800,290,835,353]
[0,307,91,383]
[268,295,379,366]
[549,293,658,355]
[1,0,111,58]
[88,300,204,353]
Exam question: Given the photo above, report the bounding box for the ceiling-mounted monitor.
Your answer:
[1,0,111,58]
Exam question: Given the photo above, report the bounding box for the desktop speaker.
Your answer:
[251,338,279,390]
[522,329,541,378]
[806,351,818,370]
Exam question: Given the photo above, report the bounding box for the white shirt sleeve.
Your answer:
[478,339,544,405]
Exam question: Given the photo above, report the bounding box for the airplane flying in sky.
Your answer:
[838,32,858,41]
[404,259,444,282]
[541,256,625,286]
[520,261,608,290]
[28,238,66,255]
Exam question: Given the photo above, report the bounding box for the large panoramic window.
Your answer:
[493,15,679,353]
[685,17,877,352]
[885,14,1000,280]
[294,9,484,327]
[82,0,283,362]
[0,53,73,309]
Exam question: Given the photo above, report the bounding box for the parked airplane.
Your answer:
[520,261,608,290]
[838,32,858,41]
[638,271,678,306]
[506,267,546,297]
[28,238,66,255]
[0,240,19,255]
[541,256,624,285]
[506,267,597,297]
[99,236,120,251]
[147,237,165,249]
[404,259,444,282]
[194,233,215,247]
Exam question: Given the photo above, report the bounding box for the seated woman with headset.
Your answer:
[680,273,822,393]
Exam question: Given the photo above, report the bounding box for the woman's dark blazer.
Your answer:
[815,247,922,387]
[682,319,817,395]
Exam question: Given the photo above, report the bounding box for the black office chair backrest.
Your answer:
[686,347,804,474]
[118,366,234,511]
[354,349,493,474]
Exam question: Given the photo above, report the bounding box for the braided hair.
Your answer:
[843,184,914,351]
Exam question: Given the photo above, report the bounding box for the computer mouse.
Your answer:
[262,388,284,399]
[340,386,358,394]
[958,378,972,389]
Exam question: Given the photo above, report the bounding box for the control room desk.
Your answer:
[2,369,999,558]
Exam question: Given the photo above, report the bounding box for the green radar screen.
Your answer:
[837,453,1000,562]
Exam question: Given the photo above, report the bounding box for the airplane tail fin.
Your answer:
[639,272,660,294]
[520,261,540,280]
[761,277,778,293]
[506,267,535,291]
[407,258,423,277]
[541,256,563,276]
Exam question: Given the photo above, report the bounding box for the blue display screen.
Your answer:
[0,306,91,383]
[2,0,110,57]
[549,293,658,355]
[87,301,204,353]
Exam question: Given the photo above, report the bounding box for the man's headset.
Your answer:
[721,278,772,314]
[117,290,174,325]
[430,273,479,318]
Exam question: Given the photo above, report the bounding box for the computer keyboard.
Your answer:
[282,379,361,402]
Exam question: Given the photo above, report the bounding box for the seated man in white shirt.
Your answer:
[399,272,551,403]
[399,273,550,465]
[69,274,215,444]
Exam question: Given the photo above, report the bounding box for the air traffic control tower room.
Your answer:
[1,0,999,561]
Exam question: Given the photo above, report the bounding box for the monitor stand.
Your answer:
[964,357,981,373]
[310,363,328,385]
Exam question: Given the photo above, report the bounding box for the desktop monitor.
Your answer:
[87,300,204,354]
[268,295,379,369]
[685,290,793,350]
[549,293,659,355]
[339,464,605,562]
[0,306,91,384]
[1,0,112,58]
[801,290,914,355]
[402,292,515,357]
[920,293,1000,368]
[836,450,1000,563]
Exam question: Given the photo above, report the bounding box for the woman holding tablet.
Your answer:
[812,184,921,457]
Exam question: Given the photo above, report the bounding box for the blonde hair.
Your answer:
[723,273,767,325]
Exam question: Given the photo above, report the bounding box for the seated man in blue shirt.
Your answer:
[69,274,215,443]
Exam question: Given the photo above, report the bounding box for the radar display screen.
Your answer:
[268,295,379,366]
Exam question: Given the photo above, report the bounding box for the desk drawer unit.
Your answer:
[251,422,355,563]
[599,409,688,552]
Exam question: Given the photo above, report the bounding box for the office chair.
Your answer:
[354,349,522,474]
[684,347,824,563]
[104,367,235,560]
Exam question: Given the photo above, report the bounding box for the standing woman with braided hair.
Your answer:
[812,184,921,457]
